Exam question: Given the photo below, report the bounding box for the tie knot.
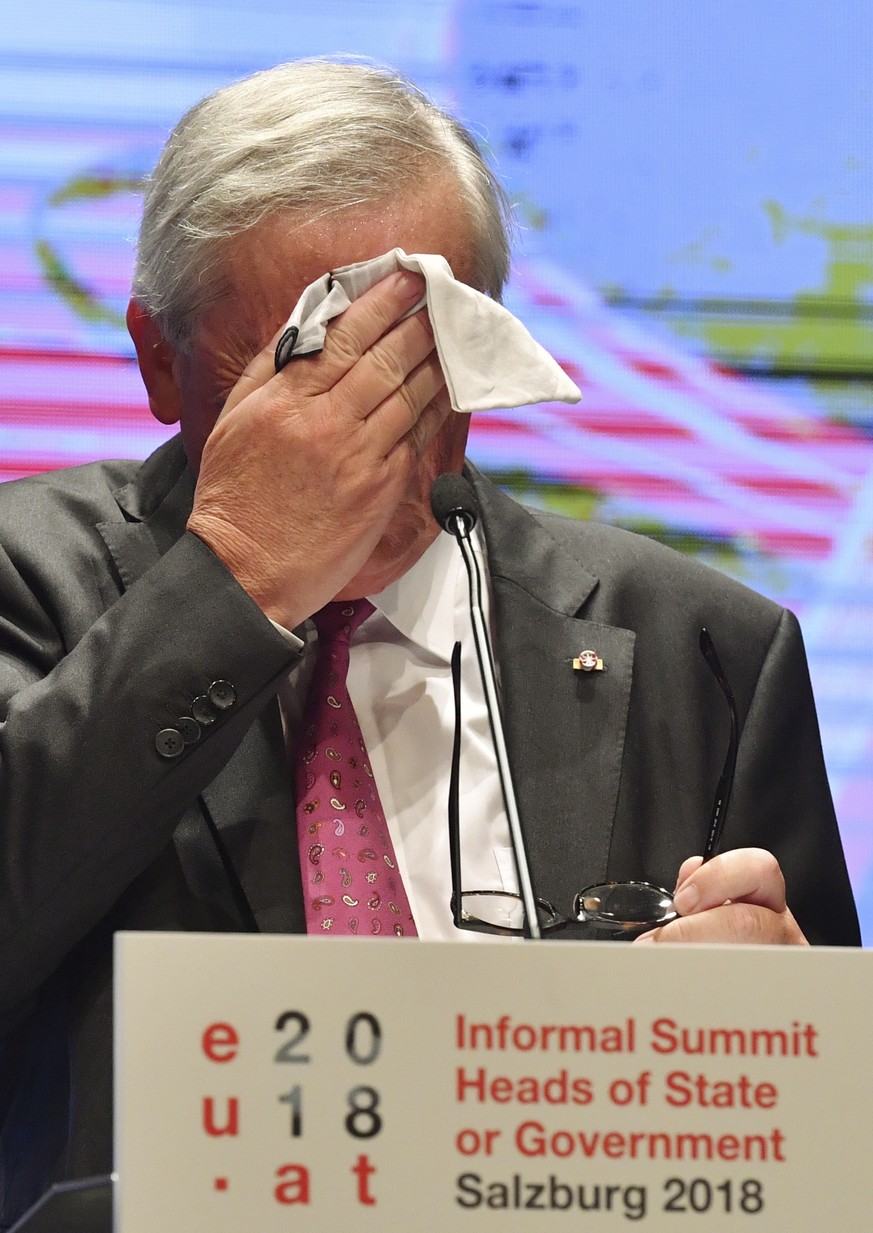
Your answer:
[312,599,375,646]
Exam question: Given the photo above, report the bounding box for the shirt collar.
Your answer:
[367,528,463,663]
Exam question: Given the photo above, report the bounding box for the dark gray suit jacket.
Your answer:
[0,435,859,1224]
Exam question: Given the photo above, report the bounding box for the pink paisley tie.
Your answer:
[295,600,417,937]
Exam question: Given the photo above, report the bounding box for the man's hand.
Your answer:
[634,848,809,945]
[187,269,449,627]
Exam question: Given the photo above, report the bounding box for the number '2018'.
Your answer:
[663,1178,764,1214]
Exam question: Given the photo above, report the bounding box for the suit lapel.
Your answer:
[470,469,636,919]
[95,436,300,932]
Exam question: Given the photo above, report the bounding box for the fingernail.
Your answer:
[396,270,425,303]
[633,929,658,944]
[274,325,299,372]
[673,883,700,915]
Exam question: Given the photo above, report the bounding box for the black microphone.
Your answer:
[430,473,542,939]
[430,472,479,536]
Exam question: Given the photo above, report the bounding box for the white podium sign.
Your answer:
[115,933,872,1231]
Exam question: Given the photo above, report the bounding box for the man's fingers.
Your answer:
[673,855,703,892]
[633,848,808,947]
[672,848,787,917]
[308,269,428,393]
[332,305,437,424]
[370,352,447,449]
[222,274,436,443]
[637,902,807,946]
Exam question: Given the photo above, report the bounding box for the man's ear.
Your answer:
[126,299,184,426]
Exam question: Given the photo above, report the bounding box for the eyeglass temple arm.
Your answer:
[699,627,741,862]
[450,520,542,940]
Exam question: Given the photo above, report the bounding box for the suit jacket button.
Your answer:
[191,695,217,725]
[177,716,201,744]
[208,679,237,710]
[155,728,185,758]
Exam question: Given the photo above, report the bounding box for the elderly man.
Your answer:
[0,59,859,1221]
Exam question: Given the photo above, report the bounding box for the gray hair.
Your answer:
[132,58,513,351]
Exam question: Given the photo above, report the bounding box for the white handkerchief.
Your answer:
[274,248,581,413]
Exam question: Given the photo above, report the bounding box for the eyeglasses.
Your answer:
[447,627,741,939]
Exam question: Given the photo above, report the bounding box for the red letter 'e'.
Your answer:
[202,1023,239,1063]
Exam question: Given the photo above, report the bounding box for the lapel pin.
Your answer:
[573,649,604,673]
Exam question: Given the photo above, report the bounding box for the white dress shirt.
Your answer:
[278,528,520,941]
